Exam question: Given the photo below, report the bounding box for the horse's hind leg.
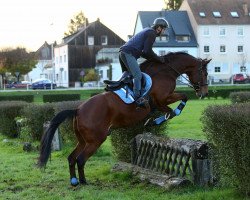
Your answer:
[76,140,104,185]
[68,143,84,186]
[68,118,86,186]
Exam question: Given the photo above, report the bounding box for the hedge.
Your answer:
[229,91,250,104]
[110,110,166,162]
[0,101,29,137]
[43,94,81,102]
[201,103,250,197]
[0,95,34,102]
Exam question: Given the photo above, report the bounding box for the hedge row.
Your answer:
[0,95,34,102]
[0,100,84,142]
[201,103,250,196]
[43,94,81,102]
[110,110,167,162]
[175,86,250,100]
[229,91,250,104]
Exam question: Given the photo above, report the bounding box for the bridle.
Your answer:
[153,58,207,92]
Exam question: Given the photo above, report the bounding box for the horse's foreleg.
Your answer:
[145,93,187,126]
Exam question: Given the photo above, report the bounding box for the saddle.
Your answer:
[104,72,152,105]
[104,71,146,93]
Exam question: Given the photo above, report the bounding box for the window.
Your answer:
[101,35,108,45]
[204,46,210,53]
[214,66,221,73]
[231,11,239,17]
[88,36,94,45]
[238,45,243,53]
[237,27,244,36]
[156,35,169,42]
[60,56,62,63]
[64,55,66,62]
[203,27,209,36]
[219,27,226,36]
[159,50,166,56]
[213,11,221,17]
[199,12,206,17]
[220,45,226,53]
[240,66,246,72]
[176,35,190,42]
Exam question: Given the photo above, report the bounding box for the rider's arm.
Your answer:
[141,31,165,63]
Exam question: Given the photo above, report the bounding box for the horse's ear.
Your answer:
[204,58,212,65]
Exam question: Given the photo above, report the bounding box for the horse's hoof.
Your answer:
[70,177,79,186]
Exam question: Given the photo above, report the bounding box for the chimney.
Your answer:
[243,3,248,16]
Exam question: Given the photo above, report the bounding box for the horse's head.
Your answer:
[187,58,212,99]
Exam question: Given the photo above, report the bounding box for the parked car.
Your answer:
[232,73,250,84]
[6,81,31,88]
[31,79,56,89]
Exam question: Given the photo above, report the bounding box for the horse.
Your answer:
[38,52,211,186]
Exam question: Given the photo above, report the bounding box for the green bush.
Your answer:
[229,91,250,104]
[0,101,29,137]
[175,86,250,100]
[43,94,81,103]
[0,95,34,102]
[110,111,166,163]
[21,103,55,140]
[201,103,250,196]
[54,100,84,143]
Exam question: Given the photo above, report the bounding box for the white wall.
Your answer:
[54,45,69,87]
[198,25,250,79]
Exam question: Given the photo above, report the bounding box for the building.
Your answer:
[53,18,125,87]
[26,41,55,83]
[180,0,250,81]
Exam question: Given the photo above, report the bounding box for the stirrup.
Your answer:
[135,97,149,108]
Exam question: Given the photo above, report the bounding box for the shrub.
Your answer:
[21,103,55,140]
[43,94,80,103]
[110,110,166,163]
[201,103,250,196]
[0,101,29,137]
[0,95,34,102]
[229,91,250,104]
[54,100,84,143]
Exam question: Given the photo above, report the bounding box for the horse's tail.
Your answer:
[37,109,76,168]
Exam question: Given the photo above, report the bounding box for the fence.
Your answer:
[127,133,213,187]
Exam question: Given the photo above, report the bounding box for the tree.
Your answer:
[84,69,98,82]
[0,47,38,82]
[64,11,88,36]
[164,0,183,10]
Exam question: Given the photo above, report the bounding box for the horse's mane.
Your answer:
[140,51,194,67]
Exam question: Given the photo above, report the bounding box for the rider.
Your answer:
[119,17,169,108]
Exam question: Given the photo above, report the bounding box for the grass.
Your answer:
[0,97,246,200]
[166,98,230,140]
[0,135,243,200]
[0,86,248,199]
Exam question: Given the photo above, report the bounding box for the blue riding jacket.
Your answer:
[120,27,158,60]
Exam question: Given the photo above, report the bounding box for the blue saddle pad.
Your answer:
[113,73,152,104]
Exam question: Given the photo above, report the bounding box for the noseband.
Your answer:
[191,59,208,92]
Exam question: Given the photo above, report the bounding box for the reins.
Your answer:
[147,58,204,92]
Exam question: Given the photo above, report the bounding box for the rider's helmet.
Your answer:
[152,18,169,29]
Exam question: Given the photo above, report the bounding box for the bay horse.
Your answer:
[38,52,211,186]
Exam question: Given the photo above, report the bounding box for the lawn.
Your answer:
[0,98,245,200]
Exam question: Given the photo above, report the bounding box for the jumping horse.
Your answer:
[38,52,211,186]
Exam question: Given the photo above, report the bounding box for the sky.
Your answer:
[0,0,165,51]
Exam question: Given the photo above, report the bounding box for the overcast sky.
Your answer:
[0,0,165,51]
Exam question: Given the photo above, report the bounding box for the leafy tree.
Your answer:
[64,11,88,36]
[84,69,98,82]
[0,47,37,82]
[164,0,183,10]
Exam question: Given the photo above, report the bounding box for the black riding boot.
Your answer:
[133,78,148,108]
